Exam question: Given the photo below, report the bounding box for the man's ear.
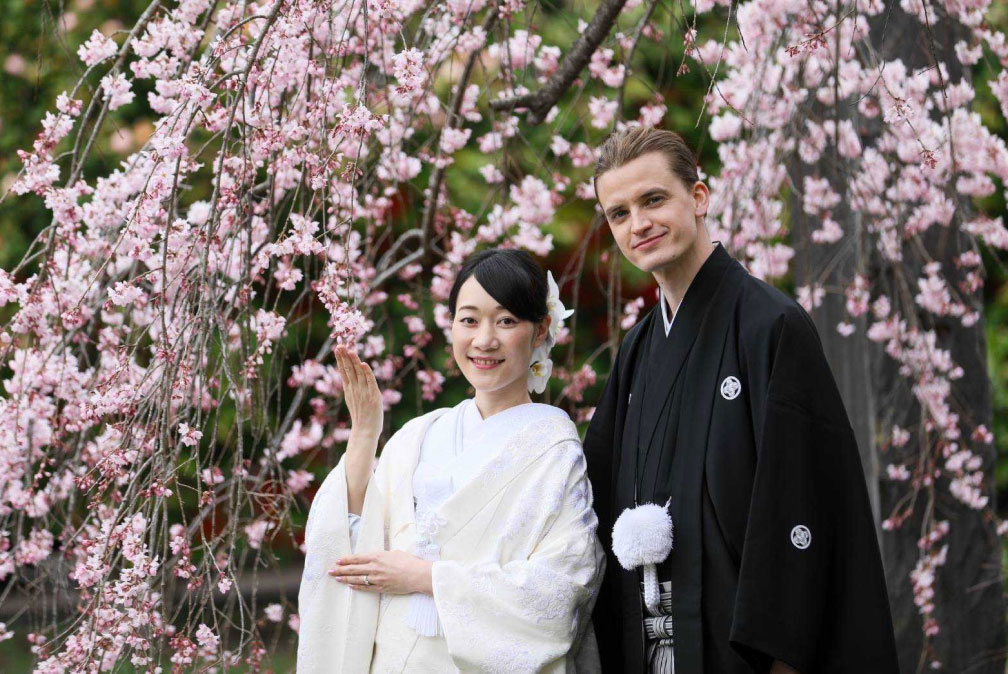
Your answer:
[693,181,710,218]
[533,315,553,348]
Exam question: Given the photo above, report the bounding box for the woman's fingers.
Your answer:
[329,558,383,590]
[361,361,379,394]
[337,346,365,398]
[328,564,368,577]
[349,350,367,388]
[349,352,380,408]
[336,346,353,387]
[335,345,382,437]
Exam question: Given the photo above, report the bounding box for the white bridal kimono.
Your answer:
[297,400,604,673]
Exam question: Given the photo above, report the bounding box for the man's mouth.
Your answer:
[469,357,504,370]
[633,232,665,250]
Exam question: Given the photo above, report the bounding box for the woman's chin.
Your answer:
[465,372,526,397]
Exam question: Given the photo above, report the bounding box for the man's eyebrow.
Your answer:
[605,187,669,217]
[638,187,670,200]
[604,202,627,218]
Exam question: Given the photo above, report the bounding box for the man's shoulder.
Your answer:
[615,305,656,354]
[735,272,818,345]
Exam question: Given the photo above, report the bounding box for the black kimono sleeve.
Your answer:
[583,343,623,666]
[729,308,898,673]
[584,344,621,540]
[584,317,656,672]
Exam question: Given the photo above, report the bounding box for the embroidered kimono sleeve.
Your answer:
[431,441,604,673]
[297,419,418,674]
[728,308,898,673]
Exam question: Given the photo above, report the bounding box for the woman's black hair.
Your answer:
[447,248,548,323]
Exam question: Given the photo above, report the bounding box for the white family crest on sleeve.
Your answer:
[612,502,674,611]
[720,375,741,400]
[791,524,811,549]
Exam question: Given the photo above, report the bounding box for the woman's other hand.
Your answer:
[330,551,434,596]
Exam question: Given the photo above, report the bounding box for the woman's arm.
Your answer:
[334,346,383,515]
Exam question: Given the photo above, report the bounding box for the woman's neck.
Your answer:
[473,385,532,419]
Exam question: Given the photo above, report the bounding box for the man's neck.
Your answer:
[652,230,715,310]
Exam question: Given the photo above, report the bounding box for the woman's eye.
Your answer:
[459,317,476,325]
[499,317,517,326]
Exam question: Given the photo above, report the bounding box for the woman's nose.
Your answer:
[472,323,498,349]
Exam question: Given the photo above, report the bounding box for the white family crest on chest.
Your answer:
[720,375,742,400]
[790,524,811,549]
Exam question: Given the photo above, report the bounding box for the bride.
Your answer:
[297,249,604,673]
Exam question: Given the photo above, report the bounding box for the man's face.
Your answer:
[595,151,708,275]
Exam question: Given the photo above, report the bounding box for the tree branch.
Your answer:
[489,0,630,124]
[376,9,499,289]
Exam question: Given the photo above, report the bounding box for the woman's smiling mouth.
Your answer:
[469,356,504,370]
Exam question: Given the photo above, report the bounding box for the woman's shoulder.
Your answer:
[517,403,580,445]
[384,407,451,450]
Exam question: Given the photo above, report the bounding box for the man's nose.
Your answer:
[630,209,652,234]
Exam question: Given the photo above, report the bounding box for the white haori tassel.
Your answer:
[406,592,441,637]
[612,502,674,612]
[408,477,451,637]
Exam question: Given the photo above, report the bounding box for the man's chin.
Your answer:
[631,250,679,275]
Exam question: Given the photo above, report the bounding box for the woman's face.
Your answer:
[451,276,546,399]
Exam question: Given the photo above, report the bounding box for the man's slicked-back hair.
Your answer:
[593,127,700,196]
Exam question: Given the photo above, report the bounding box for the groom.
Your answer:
[583,127,899,673]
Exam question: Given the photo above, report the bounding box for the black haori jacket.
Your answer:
[583,245,898,673]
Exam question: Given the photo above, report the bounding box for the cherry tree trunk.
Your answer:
[793,3,1006,671]
[791,163,880,522]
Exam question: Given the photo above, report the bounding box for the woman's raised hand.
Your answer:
[335,345,383,446]
[337,345,384,515]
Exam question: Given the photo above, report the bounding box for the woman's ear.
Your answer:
[533,315,552,348]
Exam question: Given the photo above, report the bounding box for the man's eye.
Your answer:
[646,196,663,206]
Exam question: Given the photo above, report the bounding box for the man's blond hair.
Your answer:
[593,127,700,197]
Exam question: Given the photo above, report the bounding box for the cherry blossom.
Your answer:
[100,73,135,110]
[77,29,118,66]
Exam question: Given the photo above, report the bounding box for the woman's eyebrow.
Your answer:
[456,304,506,312]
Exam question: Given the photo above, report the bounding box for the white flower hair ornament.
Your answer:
[612,502,674,612]
[528,271,574,394]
